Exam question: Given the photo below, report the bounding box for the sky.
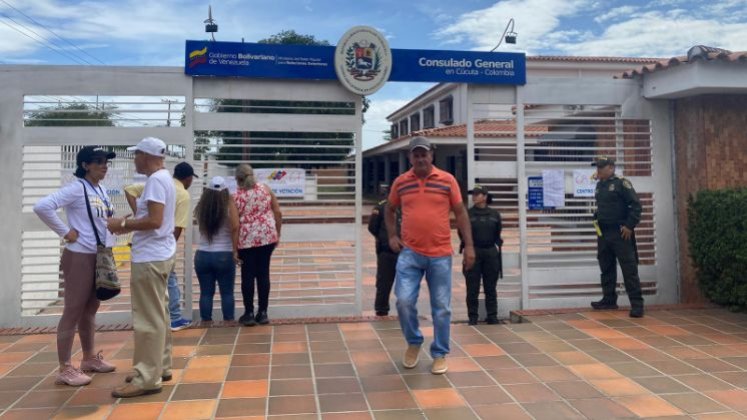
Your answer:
[3,0,747,150]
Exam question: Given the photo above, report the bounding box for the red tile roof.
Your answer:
[408,120,548,139]
[618,46,747,79]
[529,55,661,64]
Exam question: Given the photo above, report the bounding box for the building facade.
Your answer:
[364,47,747,311]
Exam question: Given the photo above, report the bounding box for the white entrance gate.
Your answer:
[0,65,678,328]
[0,65,362,328]
[466,77,677,312]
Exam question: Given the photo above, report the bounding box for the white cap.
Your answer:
[127,137,167,157]
[207,176,227,191]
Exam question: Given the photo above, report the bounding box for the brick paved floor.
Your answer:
[47,225,475,322]
[2,307,747,419]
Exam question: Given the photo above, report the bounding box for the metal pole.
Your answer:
[354,95,363,315]
[516,85,529,309]
[466,87,475,201]
[183,84,195,318]
[162,99,173,127]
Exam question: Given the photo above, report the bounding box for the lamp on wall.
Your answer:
[490,18,517,52]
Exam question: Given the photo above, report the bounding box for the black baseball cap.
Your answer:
[76,146,115,166]
[469,184,489,195]
[409,136,432,152]
[592,156,615,168]
[174,162,196,180]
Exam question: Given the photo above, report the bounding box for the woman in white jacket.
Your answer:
[33,146,118,386]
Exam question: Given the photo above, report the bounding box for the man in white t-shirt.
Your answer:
[124,162,195,332]
[107,137,176,398]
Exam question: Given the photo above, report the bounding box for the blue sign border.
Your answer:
[186,40,525,85]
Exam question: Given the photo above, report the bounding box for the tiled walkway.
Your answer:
[2,308,747,419]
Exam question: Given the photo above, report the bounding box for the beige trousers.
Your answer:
[130,256,175,390]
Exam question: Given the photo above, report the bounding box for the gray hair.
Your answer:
[235,163,256,189]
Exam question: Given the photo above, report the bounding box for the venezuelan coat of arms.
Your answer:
[345,40,382,81]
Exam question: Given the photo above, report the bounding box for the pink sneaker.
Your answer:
[55,365,91,386]
[80,351,116,373]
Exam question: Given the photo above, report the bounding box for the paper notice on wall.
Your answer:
[573,169,597,197]
[542,169,565,208]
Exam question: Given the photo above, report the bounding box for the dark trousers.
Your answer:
[374,251,398,313]
[597,228,643,308]
[239,243,276,314]
[464,246,500,320]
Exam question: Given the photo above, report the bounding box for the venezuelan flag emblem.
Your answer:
[267,170,287,180]
[189,47,208,68]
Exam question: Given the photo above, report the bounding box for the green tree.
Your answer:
[258,29,330,46]
[25,102,116,127]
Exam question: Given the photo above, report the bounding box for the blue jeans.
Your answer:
[167,270,181,322]
[394,247,453,358]
[194,250,236,321]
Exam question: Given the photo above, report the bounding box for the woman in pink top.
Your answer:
[234,164,282,326]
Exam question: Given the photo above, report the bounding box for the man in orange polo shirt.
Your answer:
[385,136,475,375]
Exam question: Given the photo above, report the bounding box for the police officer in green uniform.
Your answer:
[461,185,503,325]
[368,188,401,316]
[591,157,644,318]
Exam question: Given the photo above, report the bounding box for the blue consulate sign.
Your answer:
[186,41,337,80]
[185,40,526,85]
[390,48,525,84]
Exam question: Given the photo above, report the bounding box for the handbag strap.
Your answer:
[80,180,104,247]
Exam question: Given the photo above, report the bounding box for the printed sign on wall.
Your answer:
[254,168,306,198]
[528,176,543,210]
[573,169,597,197]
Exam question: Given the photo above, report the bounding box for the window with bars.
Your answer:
[410,113,420,132]
[23,95,186,128]
[399,119,409,137]
[439,96,453,125]
[194,98,356,115]
[423,105,435,129]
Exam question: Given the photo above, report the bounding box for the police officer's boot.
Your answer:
[255,311,269,325]
[590,299,618,310]
[629,306,644,318]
